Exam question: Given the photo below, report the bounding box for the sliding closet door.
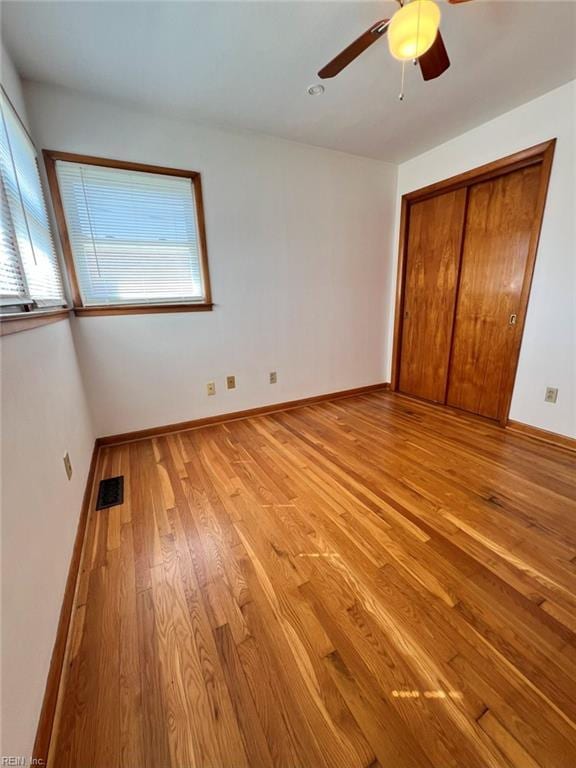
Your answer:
[446,165,542,419]
[399,189,467,402]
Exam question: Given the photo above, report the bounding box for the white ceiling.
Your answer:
[2,1,575,162]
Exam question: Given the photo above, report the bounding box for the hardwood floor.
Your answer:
[49,391,576,768]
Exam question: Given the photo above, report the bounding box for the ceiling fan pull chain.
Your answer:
[399,60,406,101]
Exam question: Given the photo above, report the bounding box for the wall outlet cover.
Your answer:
[269,371,277,384]
[207,381,216,396]
[544,387,558,403]
[63,452,73,480]
[226,375,236,390]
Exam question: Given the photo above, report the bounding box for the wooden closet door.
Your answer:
[399,189,467,403]
[446,165,541,419]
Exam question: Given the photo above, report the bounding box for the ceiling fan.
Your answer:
[318,0,472,84]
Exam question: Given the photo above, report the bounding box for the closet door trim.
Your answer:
[391,138,556,425]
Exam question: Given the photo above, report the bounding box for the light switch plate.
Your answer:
[226,375,236,390]
[207,381,216,396]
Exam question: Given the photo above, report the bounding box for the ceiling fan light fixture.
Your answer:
[388,0,441,61]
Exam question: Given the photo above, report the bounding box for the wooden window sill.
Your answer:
[74,303,214,317]
[0,308,70,336]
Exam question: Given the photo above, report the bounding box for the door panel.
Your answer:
[446,165,541,419]
[399,189,467,403]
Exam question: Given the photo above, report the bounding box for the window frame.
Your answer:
[43,150,213,316]
[0,87,69,335]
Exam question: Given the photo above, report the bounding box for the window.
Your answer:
[44,152,212,315]
[0,90,65,315]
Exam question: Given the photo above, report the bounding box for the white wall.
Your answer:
[1,40,26,118]
[0,47,95,758]
[388,81,576,438]
[24,81,397,437]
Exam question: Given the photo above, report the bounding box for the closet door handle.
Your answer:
[509,313,517,326]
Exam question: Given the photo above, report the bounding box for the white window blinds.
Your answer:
[0,169,26,302]
[0,91,64,308]
[55,161,206,307]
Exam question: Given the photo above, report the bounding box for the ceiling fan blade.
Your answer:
[419,31,450,81]
[318,19,390,79]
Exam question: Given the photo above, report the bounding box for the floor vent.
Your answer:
[96,476,124,510]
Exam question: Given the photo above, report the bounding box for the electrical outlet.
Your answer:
[544,387,558,404]
[226,375,236,390]
[269,371,277,384]
[207,381,216,396]
[63,452,73,480]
